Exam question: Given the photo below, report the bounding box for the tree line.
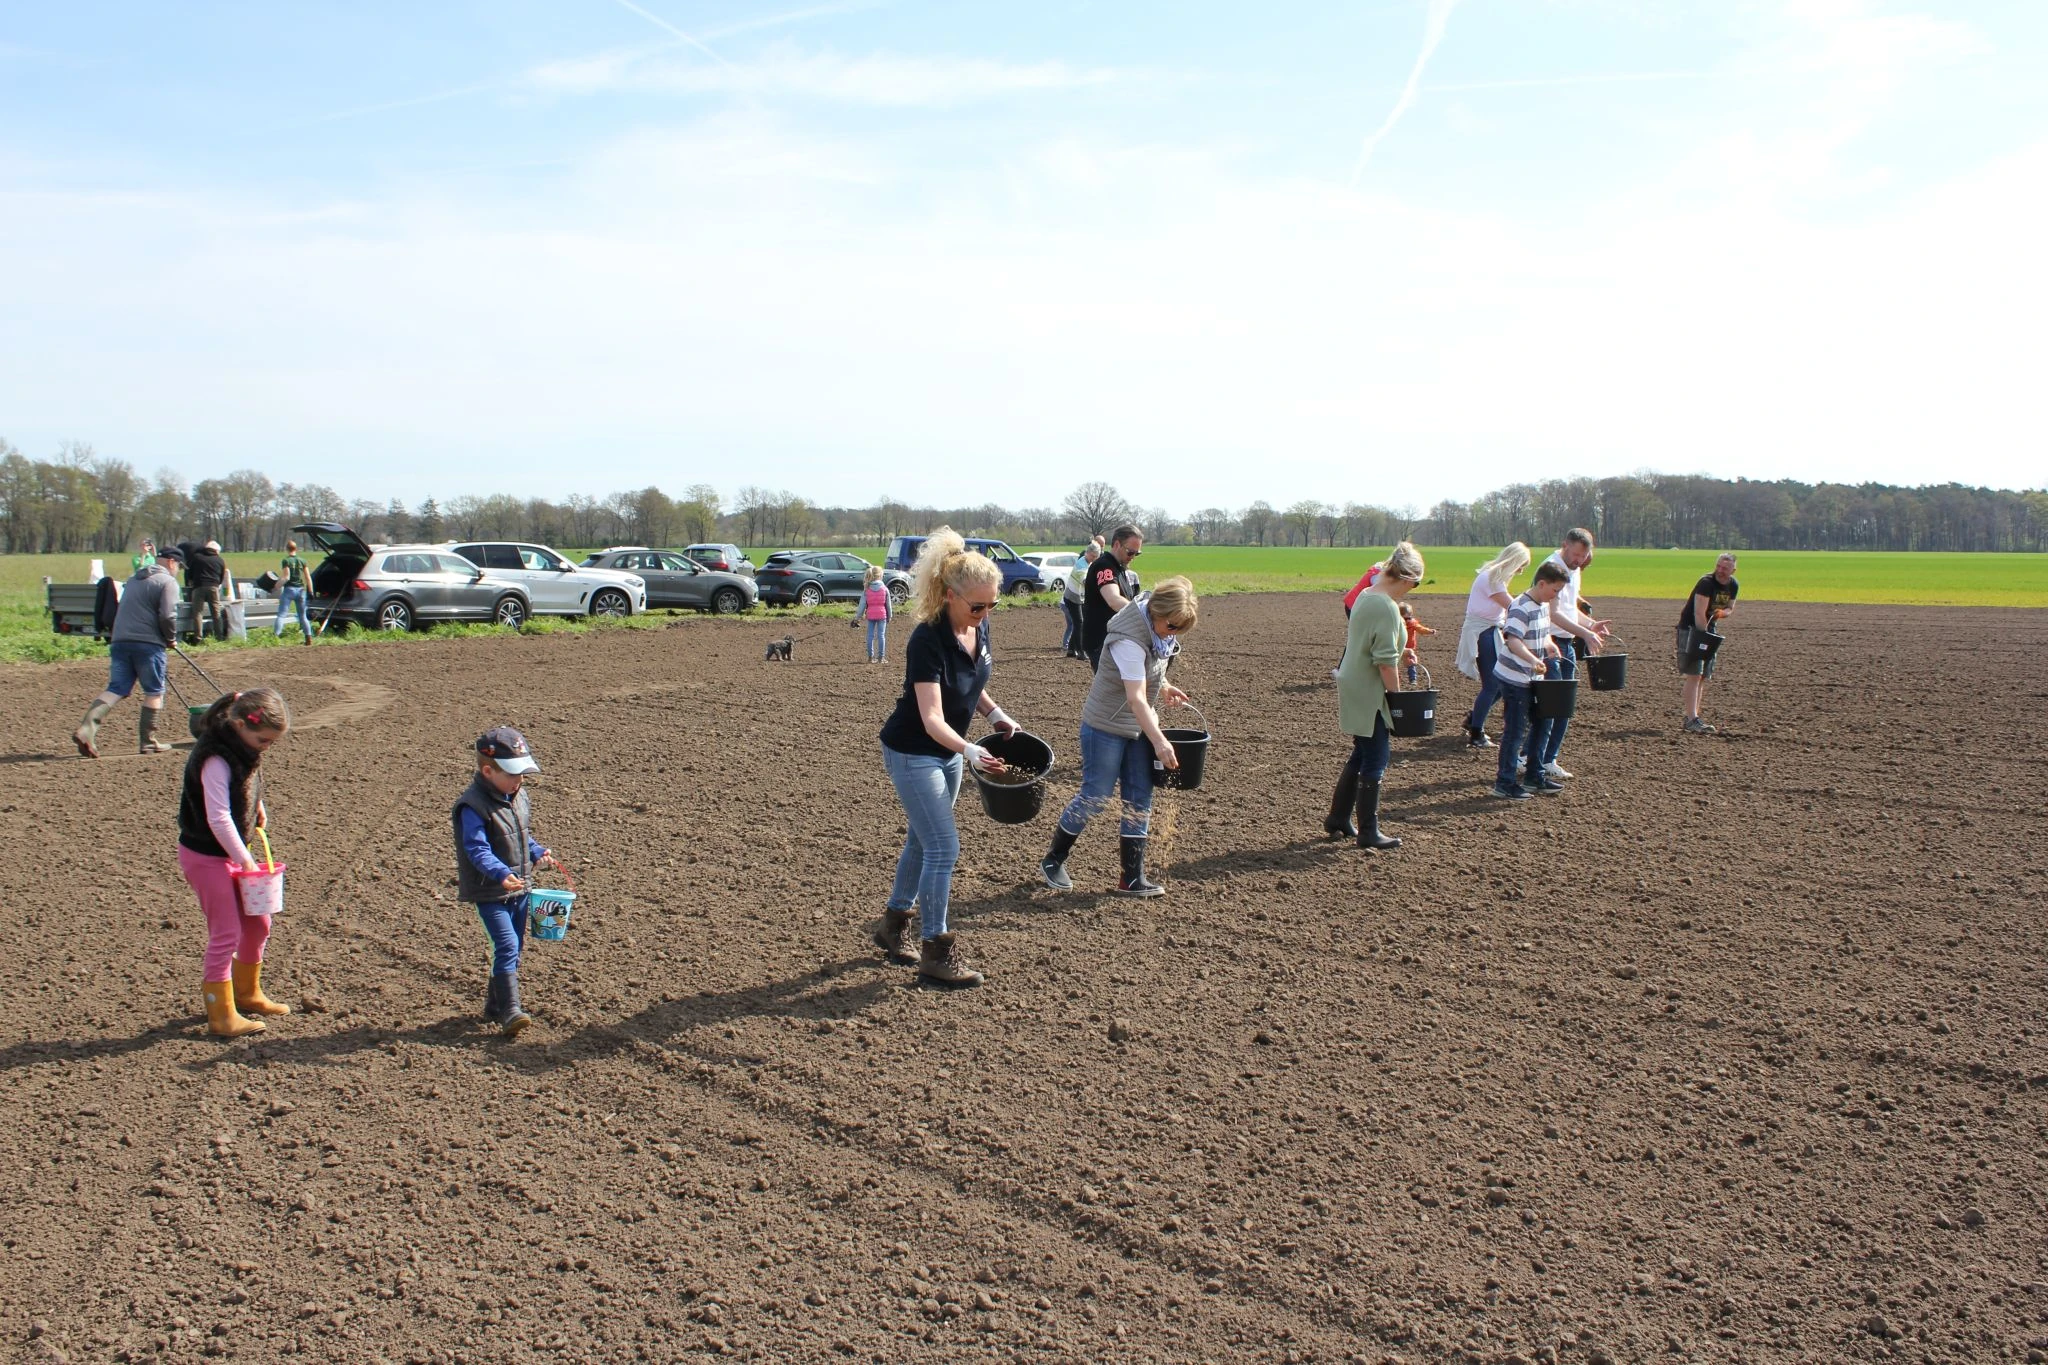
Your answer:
[3,438,2044,556]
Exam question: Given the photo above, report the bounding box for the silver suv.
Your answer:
[446,541,647,618]
[293,523,531,631]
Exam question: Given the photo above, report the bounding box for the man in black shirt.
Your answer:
[1677,553,1738,733]
[1080,524,1143,670]
[181,539,230,641]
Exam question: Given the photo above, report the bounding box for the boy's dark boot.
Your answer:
[1324,752,1361,839]
[497,972,531,1036]
[1355,780,1401,851]
[870,910,916,965]
[138,706,173,754]
[484,973,507,1022]
[1041,826,1080,891]
[1115,837,1165,897]
[73,699,114,758]
[917,933,983,988]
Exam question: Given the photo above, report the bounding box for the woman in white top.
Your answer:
[1454,543,1530,748]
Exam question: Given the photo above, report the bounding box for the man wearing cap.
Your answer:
[73,545,186,757]
[180,538,229,641]
[452,726,561,1037]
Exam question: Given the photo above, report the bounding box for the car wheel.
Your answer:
[712,588,745,615]
[887,580,910,606]
[589,589,631,619]
[797,583,824,608]
[377,599,414,631]
[494,596,527,629]
[1009,579,1034,596]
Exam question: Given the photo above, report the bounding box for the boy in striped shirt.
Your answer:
[1490,561,1570,800]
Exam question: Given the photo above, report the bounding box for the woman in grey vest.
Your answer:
[1040,577,1198,897]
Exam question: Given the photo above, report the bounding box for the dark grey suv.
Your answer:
[294,523,531,631]
[580,549,758,614]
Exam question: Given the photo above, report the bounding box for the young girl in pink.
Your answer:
[862,565,893,663]
[177,688,292,1037]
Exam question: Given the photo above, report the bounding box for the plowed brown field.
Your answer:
[3,595,2044,1365]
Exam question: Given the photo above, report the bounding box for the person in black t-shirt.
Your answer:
[1081,523,1143,669]
[1676,553,1739,733]
[874,528,1023,989]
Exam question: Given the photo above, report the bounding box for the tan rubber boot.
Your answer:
[231,959,290,1017]
[138,705,174,754]
[916,933,984,989]
[203,979,265,1037]
[73,699,114,758]
[870,910,916,965]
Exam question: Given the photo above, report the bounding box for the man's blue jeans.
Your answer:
[1060,599,1081,653]
[1465,626,1504,734]
[275,585,312,638]
[1539,651,1576,766]
[1056,723,1156,840]
[1497,682,1553,790]
[883,746,963,938]
[476,896,528,975]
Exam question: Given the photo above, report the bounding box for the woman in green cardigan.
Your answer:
[1325,541,1424,850]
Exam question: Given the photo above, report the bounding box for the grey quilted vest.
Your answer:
[452,775,534,904]
[1080,596,1170,739]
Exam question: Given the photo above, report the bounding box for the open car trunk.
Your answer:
[292,522,372,598]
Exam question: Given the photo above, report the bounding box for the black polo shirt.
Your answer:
[880,619,992,758]
[1081,555,1136,661]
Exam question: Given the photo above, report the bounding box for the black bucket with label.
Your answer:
[1387,664,1438,737]
[1687,629,1725,665]
[972,729,1055,824]
[1586,643,1628,692]
[1153,703,1211,790]
[1530,676,1578,721]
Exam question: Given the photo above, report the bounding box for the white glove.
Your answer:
[985,707,1017,735]
[961,742,1003,773]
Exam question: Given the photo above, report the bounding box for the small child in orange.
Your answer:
[1399,602,1435,684]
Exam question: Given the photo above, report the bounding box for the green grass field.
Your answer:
[2,546,2039,665]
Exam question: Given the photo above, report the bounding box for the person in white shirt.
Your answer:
[1454,542,1530,748]
[1528,528,1610,780]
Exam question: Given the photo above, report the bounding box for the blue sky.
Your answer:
[3,1,2043,513]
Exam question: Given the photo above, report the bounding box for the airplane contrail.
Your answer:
[612,0,734,69]
[1350,0,1461,184]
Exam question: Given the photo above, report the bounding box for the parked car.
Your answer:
[683,543,756,577]
[291,523,532,631]
[884,535,1040,595]
[755,551,909,608]
[580,548,757,614]
[1021,551,1078,593]
[445,541,647,618]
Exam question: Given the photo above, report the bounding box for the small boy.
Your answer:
[452,727,561,1036]
[1398,601,1435,684]
[1488,562,1569,801]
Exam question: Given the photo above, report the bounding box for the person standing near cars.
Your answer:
[859,564,893,663]
[181,538,229,641]
[1678,553,1739,734]
[1529,529,1610,781]
[873,529,1020,989]
[275,539,314,644]
[1060,542,1099,659]
[1081,525,1142,670]
[72,545,185,758]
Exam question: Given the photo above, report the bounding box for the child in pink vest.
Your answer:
[861,566,893,663]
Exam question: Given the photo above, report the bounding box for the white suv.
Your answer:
[446,541,647,618]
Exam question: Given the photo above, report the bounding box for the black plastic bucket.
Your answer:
[971,729,1055,824]
[1530,677,1578,721]
[1586,649,1628,691]
[1687,629,1724,663]
[1156,727,1210,790]
[1386,664,1437,737]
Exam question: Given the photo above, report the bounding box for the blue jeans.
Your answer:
[1465,627,1504,733]
[106,640,167,698]
[883,746,963,938]
[1350,715,1391,783]
[1497,682,1553,790]
[275,585,312,638]
[1057,723,1156,840]
[1060,599,1081,652]
[865,618,887,661]
[476,896,528,975]
[1540,652,1575,765]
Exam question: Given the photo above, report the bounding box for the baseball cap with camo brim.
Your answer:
[476,726,539,774]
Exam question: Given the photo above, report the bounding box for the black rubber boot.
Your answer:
[1041,825,1080,891]
[871,910,916,965]
[484,973,507,1023]
[1324,751,1361,839]
[1355,780,1401,851]
[498,972,531,1036]
[1116,837,1165,898]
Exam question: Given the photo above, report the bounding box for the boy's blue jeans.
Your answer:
[275,585,313,638]
[883,746,962,939]
[1496,682,1553,790]
[866,618,886,661]
[476,896,528,975]
[1056,723,1156,839]
[1539,652,1575,766]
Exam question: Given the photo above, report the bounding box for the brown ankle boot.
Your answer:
[916,933,984,989]
[871,910,916,965]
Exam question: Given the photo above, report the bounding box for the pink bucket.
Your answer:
[227,829,285,918]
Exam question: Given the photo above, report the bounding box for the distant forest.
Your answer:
[3,437,2044,555]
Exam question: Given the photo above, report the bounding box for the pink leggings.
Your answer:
[179,844,271,982]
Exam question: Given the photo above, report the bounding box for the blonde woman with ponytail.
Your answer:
[1456,541,1531,747]
[872,529,1022,988]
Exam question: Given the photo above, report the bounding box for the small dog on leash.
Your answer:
[764,636,795,662]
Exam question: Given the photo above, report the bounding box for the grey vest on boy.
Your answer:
[452,776,534,905]
[1080,596,1169,739]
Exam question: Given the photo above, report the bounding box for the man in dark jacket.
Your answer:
[181,539,229,640]
[73,546,185,757]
